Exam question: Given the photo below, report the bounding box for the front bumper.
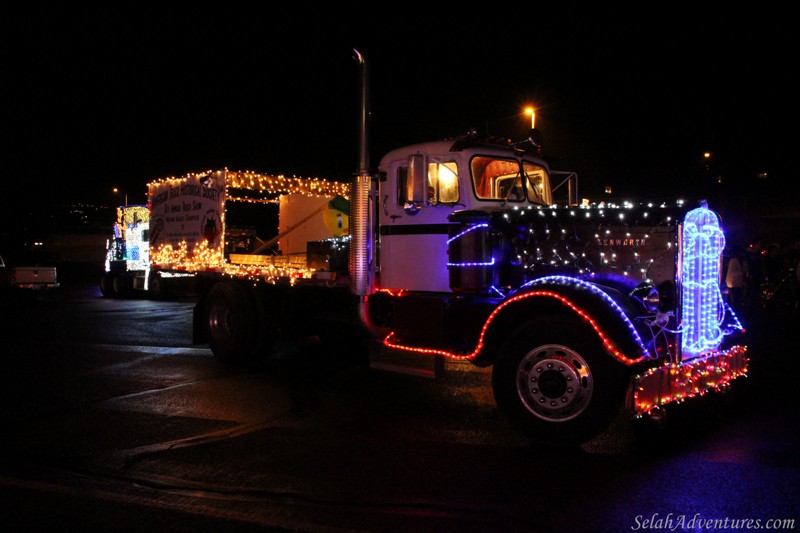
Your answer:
[630,345,748,416]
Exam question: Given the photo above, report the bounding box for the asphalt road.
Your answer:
[0,265,798,532]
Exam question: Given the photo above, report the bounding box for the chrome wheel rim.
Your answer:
[516,344,593,422]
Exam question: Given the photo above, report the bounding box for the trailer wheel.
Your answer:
[207,281,259,365]
[148,273,172,300]
[492,316,630,447]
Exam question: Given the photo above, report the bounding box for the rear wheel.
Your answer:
[207,281,260,365]
[148,273,172,300]
[99,273,113,297]
[111,274,132,298]
[492,315,630,447]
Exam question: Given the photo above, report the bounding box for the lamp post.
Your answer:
[113,187,128,205]
[524,106,535,129]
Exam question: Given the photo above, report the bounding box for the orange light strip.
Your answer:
[148,169,350,199]
[632,345,748,416]
[383,290,650,365]
[375,288,406,297]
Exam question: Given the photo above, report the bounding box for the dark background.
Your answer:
[1,7,796,249]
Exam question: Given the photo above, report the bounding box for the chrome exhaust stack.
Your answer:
[350,49,384,337]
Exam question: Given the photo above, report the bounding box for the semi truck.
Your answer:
[100,204,197,299]
[100,204,150,298]
[139,51,749,446]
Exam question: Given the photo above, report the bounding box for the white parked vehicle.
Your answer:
[0,254,59,291]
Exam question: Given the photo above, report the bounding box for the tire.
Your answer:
[148,273,172,300]
[111,274,132,298]
[99,273,113,297]
[207,281,260,365]
[492,315,630,447]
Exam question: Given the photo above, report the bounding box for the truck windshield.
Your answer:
[523,162,552,205]
[471,156,551,205]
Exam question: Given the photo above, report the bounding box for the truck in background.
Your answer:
[100,205,150,298]
[127,51,749,446]
[100,204,196,299]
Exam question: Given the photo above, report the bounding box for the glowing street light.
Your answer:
[524,106,536,129]
[113,187,128,205]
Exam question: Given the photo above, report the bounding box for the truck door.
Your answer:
[378,154,462,293]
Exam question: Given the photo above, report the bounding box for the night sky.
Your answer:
[2,7,795,226]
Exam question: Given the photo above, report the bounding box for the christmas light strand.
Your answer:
[383,288,649,365]
[148,169,349,199]
[680,204,727,358]
[633,345,748,416]
[150,240,315,284]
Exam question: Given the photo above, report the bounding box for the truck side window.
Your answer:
[397,162,460,206]
[427,162,459,205]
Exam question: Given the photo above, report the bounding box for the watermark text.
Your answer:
[631,513,796,531]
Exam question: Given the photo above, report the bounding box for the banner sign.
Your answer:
[148,170,226,264]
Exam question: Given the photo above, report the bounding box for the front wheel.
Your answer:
[492,316,630,446]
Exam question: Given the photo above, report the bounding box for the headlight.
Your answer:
[630,283,660,313]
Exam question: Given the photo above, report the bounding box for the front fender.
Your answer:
[475,276,654,366]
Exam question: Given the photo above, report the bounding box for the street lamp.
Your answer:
[113,187,128,205]
[524,107,536,129]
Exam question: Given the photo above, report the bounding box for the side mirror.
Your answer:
[404,154,426,215]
